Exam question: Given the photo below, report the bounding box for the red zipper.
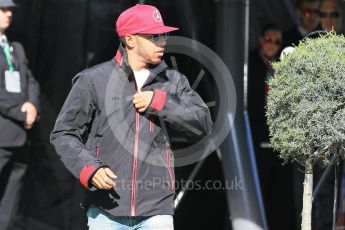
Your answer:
[130,111,140,216]
[149,115,155,133]
[166,147,175,190]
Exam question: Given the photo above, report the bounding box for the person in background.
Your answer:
[282,2,321,229]
[248,23,295,230]
[0,0,40,229]
[319,0,342,33]
[312,2,344,230]
[248,23,282,153]
[283,0,320,47]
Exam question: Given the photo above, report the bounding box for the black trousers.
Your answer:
[0,146,28,230]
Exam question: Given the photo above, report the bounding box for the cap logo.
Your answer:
[152,10,162,23]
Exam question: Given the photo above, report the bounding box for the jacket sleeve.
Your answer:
[27,70,40,113]
[50,74,106,190]
[148,72,213,137]
[15,42,40,112]
[0,92,26,121]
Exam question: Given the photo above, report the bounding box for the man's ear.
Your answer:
[124,34,135,48]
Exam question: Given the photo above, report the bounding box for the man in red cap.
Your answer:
[0,0,40,229]
[51,4,212,229]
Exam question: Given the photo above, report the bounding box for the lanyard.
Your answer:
[1,35,14,72]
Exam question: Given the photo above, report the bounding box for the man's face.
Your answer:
[298,1,320,32]
[260,29,282,58]
[0,7,13,33]
[133,33,167,66]
[319,0,342,33]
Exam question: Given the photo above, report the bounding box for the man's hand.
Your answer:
[133,91,154,112]
[21,102,37,129]
[91,167,117,189]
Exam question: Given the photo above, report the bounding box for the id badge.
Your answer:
[5,71,21,93]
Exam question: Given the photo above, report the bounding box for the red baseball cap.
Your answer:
[116,4,179,37]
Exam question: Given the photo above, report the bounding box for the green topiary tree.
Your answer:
[266,31,345,230]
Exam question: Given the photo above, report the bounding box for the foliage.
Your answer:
[266,32,345,165]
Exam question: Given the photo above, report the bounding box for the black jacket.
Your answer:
[50,46,213,216]
[247,49,273,148]
[0,41,40,147]
[282,26,304,48]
